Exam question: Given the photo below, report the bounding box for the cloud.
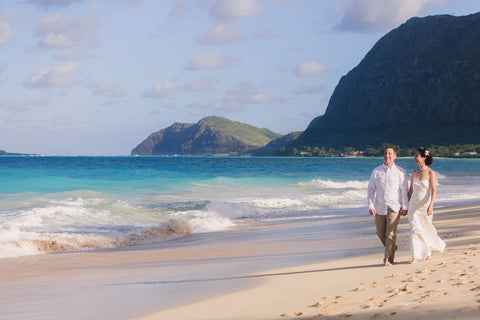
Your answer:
[254,29,275,39]
[184,77,218,92]
[208,0,261,19]
[222,80,273,111]
[143,79,180,98]
[55,48,95,60]
[114,0,143,6]
[295,61,327,77]
[198,24,240,44]
[187,48,238,70]
[294,85,327,95]
[0,21,13,47]
[33,12,106,50]
[335,0,447,32]
[23,62,77,89]
[90,82,127,98]
[0,97,49,112]
[26,0,83,8]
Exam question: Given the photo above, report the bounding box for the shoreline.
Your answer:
[133,202,480,320]
[1,202,479,320]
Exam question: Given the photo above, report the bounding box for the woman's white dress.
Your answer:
[408,178,446,260]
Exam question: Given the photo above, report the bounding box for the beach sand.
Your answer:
[1,203,479,320]
[134,203,480,320]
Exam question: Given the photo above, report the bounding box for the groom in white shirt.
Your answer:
[367,146,409,266]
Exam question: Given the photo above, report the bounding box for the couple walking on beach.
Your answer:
[367,146,446,266]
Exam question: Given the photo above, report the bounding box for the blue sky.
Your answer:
[1,0,479,155]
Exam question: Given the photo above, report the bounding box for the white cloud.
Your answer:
[56,48,95,61]
[187,48,238,70]
[0,21,13,47]
[294,85,326,95]
[144,79,180,98]
[90,82,127,98]
[23,62,77,89]
[208,0,261,19]
[34,12,106,50]
[335,0,447,32]
[254,29,275,39]
[222,80,273,111]
[27,0,83,8]
[295,61,327,77]
[0,97,49,112]
[184,77,218,92]
[198,24,240,44]
[114,0,143,6]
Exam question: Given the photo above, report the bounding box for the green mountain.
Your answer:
[131,116,282,155]
[286,13,480,152]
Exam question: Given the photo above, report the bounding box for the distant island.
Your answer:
[0,150,32,156]
[132,13,480,158]
[131,116,282,156]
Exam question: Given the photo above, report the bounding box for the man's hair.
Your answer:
[385,146,397,154]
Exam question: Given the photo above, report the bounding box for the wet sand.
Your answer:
[1,203,479,320]
[134,203,480,320]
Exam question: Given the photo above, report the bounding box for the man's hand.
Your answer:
[399,209,408,216]
[369,208,376,216]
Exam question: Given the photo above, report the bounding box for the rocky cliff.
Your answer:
[131,116,281,155]
[294,13,480,149]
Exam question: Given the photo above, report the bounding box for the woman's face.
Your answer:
[414,151,425,166]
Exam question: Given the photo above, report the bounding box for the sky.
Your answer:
[1,0,479,155]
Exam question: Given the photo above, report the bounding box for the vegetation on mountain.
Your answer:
[258,13,480,157]
[131,116,282,156]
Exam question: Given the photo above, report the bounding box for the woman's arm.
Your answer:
[428,170,437,216]
[408,171,414,201]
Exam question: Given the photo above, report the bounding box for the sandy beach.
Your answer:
[1,203,479,320]
[134,203,480,320]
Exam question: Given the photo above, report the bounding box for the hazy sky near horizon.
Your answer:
[1,0,479,155]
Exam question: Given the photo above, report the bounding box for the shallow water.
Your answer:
[1,156,479,258]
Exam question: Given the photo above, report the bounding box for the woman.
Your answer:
[408,147,446,264]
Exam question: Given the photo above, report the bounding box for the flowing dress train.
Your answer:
[408,178,446,260]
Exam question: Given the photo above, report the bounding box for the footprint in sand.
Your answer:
[437,278,453,283]
[280,311,303,317]
[352,281,377,292]
[460,306,480,313]
[388,273,407,278]
[402,275,424,282]
[309,295,342,309]
[416,268,435,274]
[370,312,396,319]
[418,289,448,303]
[470,286,480,292]
[360,296,388,309]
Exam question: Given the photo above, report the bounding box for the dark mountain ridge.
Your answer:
[292,13,480,150]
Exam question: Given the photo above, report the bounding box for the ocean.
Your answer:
[1,156,480,260]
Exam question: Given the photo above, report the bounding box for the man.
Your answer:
[367,146,409,266]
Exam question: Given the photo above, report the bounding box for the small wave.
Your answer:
[0,220,194,259]
[298,179,368,189]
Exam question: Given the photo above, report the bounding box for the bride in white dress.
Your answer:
[408,147,446,264]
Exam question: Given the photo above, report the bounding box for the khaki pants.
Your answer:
[375,207,400,264]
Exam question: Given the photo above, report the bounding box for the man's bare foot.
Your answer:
[426,255,433,261]
[385,261,393,267]
[409,259,418,264]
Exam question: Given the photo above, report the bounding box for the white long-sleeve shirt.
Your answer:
[367,163,409,215]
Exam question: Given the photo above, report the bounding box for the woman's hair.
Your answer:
[418,147,433,166]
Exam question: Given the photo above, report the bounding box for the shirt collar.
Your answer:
[383,163,396,170]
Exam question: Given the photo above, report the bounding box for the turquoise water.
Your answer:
[1,156,479,258]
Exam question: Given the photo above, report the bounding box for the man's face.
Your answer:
[384,148,396,167]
